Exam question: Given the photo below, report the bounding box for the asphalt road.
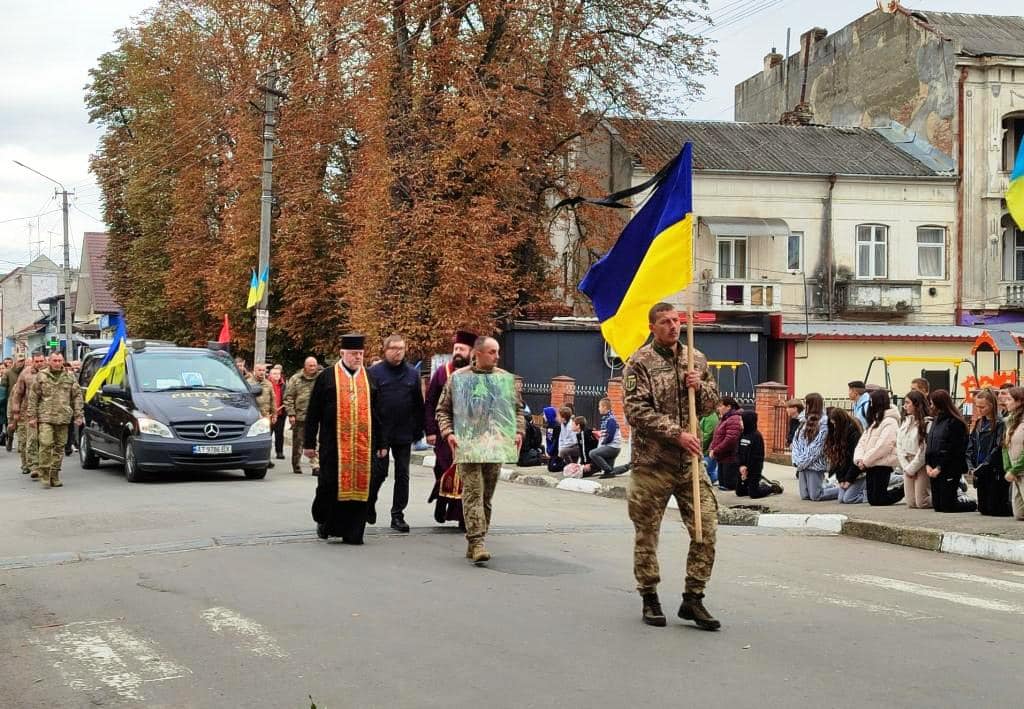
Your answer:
[0,449,1021,708]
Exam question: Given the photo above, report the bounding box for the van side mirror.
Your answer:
[101,384,128,400]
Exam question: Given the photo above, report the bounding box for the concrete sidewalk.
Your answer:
[411,450,1024,565]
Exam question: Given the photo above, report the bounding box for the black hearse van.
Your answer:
[78,341,272,481]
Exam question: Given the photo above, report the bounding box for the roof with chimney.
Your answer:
[603,118,951,178]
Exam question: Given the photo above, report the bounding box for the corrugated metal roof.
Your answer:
[605,119,946,177]
[779,322,982,339]
[909,9,1024,58]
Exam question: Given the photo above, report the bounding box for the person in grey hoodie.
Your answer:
[790,393,837,501]
[855,389,905,506]
[896,389,931,509]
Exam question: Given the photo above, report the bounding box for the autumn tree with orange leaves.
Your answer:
[87,0,713,365]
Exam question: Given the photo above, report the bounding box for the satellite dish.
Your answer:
[876,0,900,12]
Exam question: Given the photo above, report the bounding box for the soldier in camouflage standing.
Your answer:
[247,363,275,468]
[9,351,46,476]
[3,354,26,452]
[284,357,321,476]
[26,351,84,488]
[623,303,721,630]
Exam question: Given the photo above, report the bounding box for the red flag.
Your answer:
[217,314,231,343]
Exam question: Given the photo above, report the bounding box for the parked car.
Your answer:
[78,341,272,481]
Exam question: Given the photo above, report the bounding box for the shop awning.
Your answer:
[700,217,790,238]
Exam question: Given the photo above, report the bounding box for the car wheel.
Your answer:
[124,437,146,483]
[79,431,100,469]
[243,467,268,480]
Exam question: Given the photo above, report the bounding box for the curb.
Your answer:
[411,450,1024,566]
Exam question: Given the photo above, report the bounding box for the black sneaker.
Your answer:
[769,480,784,495]
[275,453,285,460]
[679,593,721,631]
[391,517,410,533]
[641,592,666,627]
[316,523,328,540]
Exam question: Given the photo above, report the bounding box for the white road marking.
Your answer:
[736,577,936,620]
[843,575,1024,614]
[921,571,1024,593]
[35,620,190,701]
[201,607,287,658]
[1005,570,1024,578]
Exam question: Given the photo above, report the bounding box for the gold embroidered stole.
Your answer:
[334,363,372,502]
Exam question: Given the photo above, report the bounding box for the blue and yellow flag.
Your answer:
[84,319,127,402]
[1008,140,1024,230]
[579,143,694,361]
[246,269,259,309]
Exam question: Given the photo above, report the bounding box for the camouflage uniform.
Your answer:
[4,361,24,450]
[247,374,274,418]
[284,370,320,473]
[434,366,526,548]
[26,367,84,487]
[10,364,41,475]
[623,341,720,596]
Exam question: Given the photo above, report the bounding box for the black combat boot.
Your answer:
[679,592,721,631]
[641,592,666,627]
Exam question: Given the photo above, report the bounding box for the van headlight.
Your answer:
[137,418,173,438]
[247,418,271,437]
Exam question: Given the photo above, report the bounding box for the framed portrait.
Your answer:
[451,371,518,464]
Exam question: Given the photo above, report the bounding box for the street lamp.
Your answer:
[13,160,73,357]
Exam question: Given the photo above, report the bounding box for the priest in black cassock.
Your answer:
[305,333,382,544]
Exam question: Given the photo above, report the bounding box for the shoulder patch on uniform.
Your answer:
[625,374,637,392]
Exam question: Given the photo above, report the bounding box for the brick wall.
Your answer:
[754,381,789,455]
[550,376,576,412]
[606,377,630,441]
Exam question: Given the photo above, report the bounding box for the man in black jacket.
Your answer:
[367,334,425,532]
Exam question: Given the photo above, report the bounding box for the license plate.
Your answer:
[192,444,232,455]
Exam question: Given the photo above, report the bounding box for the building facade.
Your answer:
[0,255,61,357]
[734,3,1024,326]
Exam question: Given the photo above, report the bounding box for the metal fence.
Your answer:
[520,381,553,422]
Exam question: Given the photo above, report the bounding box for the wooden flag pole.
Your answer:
[686,305,703,543]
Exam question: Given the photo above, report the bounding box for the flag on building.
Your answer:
[1008,139,1024,230]
[217,314,231,344]
[578,143,695,361]
[84,319,127,402]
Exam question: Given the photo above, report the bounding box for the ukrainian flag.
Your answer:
[85,319,127,402]
[579,143,695,361]
[1008,140,1024,230]
[246,269,259,309]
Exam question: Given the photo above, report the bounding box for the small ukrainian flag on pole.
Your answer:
[579,143,695,361]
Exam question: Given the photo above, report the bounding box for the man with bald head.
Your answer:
[284,356,322,475]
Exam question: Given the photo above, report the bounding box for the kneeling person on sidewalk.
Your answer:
[26,352,84,488]
[435,336,525,565]
[624,303,721,630]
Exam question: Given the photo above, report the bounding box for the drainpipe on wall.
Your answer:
[823,174,838,319]
[955,66,967,324]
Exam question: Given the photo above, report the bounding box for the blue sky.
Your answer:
[1,0,1021,270]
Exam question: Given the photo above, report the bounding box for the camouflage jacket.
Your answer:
[4,363,24,417]
[623,342,719,470]
[434,365,527,444]
[284,371,319,420]
[247,375,274,417]
[9,364,39,419]
[26,367,84,425]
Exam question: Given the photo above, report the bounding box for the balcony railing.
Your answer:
[835,280,921,313]
[1005,282,1024,306]
[700,279,782,312]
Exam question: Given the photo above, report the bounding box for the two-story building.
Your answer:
[0,255,62,357]
[734,3,1024,328]
[575,118,967,395]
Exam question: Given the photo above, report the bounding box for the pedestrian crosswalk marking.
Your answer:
[844,574,1024,614]
[737,577,936,620]
[35,620,190,701]
[201,607,288,658]
[921,571,1024,593]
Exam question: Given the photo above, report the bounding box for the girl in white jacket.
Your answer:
[853,389,906,506]
[896,389,931,509]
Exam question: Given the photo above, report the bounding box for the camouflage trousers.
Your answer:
[628,462,719,596]
[459,463,500,544]
[18,421,38,474]
[37,423,68,485]
[290,420,318,473]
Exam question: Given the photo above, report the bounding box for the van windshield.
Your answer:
[134,352,249,393]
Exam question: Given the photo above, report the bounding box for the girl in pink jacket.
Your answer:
[854,389,906,506]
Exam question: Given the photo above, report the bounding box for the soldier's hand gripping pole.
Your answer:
[687,306,703,543]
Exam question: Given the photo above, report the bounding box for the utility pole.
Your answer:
[253,70,285,366]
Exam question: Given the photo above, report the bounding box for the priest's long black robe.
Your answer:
[306,363,381,543]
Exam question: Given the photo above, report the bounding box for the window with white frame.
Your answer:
[1005,227,1024,281]
[856,224,888,278]
[787,232,803,271]
[916,226,945,278]
[717,237,747,279]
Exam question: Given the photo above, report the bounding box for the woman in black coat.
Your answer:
[966,388,1012,516]
[925,390,977,513]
